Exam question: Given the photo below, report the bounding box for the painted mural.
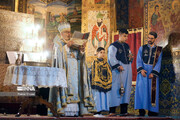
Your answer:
[87,10,110,56]
[46,1,68,52]
[0,0,15,11]
[144,0,180,47]
[81,0,116,68]
[128,0,144,28]
[46,1,68,30]
[95,0,105,4]
[67,0,81,32]
[27,0,82,62]
[116,0,129,29]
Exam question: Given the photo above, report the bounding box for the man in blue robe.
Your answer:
[135,31,162,116]
[108,29,133,116]
[48,22,95,116]
[48,22,73,116]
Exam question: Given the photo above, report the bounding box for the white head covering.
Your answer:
[58,22,71,33]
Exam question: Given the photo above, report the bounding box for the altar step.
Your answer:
[0,114,175,120]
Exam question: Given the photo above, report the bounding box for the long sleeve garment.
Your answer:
[135,44,162,113]
[108,41,132,107]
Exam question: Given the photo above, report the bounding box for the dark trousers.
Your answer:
[109,103,128,114]
[120,103,128,114]
[139,109,158,116]
[109,107,116,113]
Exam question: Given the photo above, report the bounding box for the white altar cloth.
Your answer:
[4,65,67,88]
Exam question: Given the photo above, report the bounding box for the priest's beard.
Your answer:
[97,22,102,27]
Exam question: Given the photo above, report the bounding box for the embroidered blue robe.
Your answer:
[48,35,95,116]
[48,35,67,116]
[135,44,162,113]
[63,46,96,115]
[108,41,132,107]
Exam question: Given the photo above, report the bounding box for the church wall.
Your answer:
[0,0,15,11]
[27,0,82,63]
[0,9,34,64]
[128,0,144,29]
[115,0,144,29]
[0,0,179,117]
[27,0,67,61]
[116,0,129,29]
[0,9,34,113]
[144,0,180,46]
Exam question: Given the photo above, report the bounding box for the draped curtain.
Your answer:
[112,28,143,85]
[126,28,143,85]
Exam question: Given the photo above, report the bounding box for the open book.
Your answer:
[71,31,90,47]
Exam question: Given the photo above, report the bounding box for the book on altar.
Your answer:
[71,31,89,47]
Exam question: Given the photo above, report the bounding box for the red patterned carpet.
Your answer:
[0,114,175,120]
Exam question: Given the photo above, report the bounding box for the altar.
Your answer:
[3,65,67,117]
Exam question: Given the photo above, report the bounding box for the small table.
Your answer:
[4,65,67,117]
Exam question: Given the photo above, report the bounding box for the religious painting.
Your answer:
[27,0,81,57]
[87,10,110,56]
[129,0,144,28]
[27,0,68,57]
[0,0,15,11]
[116,0,129,29]
[149,3,165,45]
[27,4,35,14]
[67,0,82,32]
[144,0,180,47]
[46,1,68,29]
[95,0,105,4]
[81,0,115,68]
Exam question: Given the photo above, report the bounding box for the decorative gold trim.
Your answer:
[62,103,67,107]
[113,1,117,31]
[57,101,61,105]
[132,81,136,86]
[111,31,119,43]
[61,96,66,99]
[15,0,19,12]
[57,108,64,114]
